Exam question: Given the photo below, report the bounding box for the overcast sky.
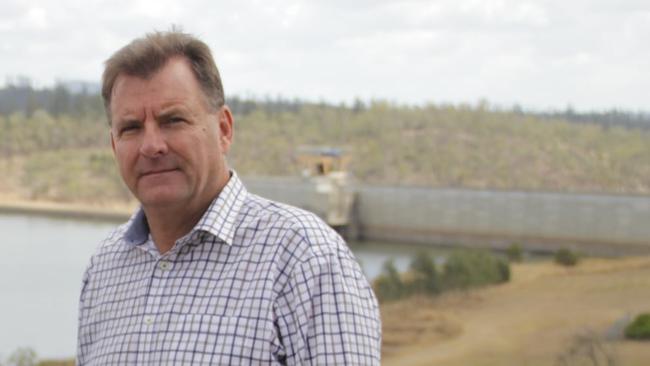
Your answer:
[2,0,649,111]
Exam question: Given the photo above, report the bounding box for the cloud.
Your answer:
[1,0,649,110]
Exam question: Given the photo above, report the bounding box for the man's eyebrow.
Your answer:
[157,105,191,118]
[114,116,141,128]
[112,107,140,122]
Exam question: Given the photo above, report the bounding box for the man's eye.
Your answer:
[169,116,185,123]
[120,124,140,134]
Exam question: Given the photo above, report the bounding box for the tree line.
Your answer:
[2,84,650,130]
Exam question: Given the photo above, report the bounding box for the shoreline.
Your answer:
[0,198,133,223]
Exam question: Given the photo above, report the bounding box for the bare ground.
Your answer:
[381,256,650,366]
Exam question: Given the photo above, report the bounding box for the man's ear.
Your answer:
[110,130,116,154]
[218,105,234,154]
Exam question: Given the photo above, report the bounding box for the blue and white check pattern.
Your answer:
[77,172,381,365]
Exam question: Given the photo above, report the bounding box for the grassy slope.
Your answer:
[381,257,650,366]
[2,104,650,204]
[231,104,650,193]
[0,147,132,204]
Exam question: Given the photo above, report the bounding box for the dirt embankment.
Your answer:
[381,257,650,366]
[0,196,133,222]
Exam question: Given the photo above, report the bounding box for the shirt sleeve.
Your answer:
[76,259,93,366]
[274,242,382,365]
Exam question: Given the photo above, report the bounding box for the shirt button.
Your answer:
[144,316,154,325]
[159,261,172,271]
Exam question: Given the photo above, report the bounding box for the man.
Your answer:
[77,30,381,365]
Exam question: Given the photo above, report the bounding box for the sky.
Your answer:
[2,0,650,111]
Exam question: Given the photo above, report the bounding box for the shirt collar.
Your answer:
[193,170,247,246]
[123,170,247,247]
[123,209,149,246]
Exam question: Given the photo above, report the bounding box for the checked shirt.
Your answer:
[77,172,381,365]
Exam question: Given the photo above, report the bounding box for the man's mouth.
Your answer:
[140,168,179,178]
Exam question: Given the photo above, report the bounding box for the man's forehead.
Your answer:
[112,99,194,120]
[111,69,197,114]
[112,58,196,94]
[111,58,207,114]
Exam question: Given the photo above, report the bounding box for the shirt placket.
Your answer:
[138,246,176,365]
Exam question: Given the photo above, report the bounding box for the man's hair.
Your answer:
[102,29,224,122]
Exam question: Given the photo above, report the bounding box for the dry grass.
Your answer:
[381,256,650,366]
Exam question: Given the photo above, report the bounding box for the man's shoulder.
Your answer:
[242,193,348,259]
[244,193,325,226]
[90,221,132,258]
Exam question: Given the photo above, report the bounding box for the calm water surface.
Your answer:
[0,212,451,359]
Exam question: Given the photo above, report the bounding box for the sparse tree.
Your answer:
[6,347,37,366]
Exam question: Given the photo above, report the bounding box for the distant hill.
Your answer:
[0,85,649,204]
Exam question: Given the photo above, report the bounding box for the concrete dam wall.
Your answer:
[242,176,650,255]
[354,186,650,255]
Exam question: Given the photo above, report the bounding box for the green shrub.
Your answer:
[497,258,511,282]
[408,251,441,295]
[625,313,650,340]
[373,260,406,302]
[506,243,523,262]
[555,248,580,266]
[442,250,511,290]
[374,250,512,303]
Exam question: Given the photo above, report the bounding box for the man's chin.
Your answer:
[136,190,188,208]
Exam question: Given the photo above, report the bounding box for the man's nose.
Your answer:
[139,123,168,158]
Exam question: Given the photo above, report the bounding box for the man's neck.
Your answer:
[142,171,231,254]
[143,200,211,254]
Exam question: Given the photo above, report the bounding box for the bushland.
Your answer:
[373,249,510,303]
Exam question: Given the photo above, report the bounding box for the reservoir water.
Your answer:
[0,212,449,360]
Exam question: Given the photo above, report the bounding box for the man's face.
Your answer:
[109,57,233,210]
